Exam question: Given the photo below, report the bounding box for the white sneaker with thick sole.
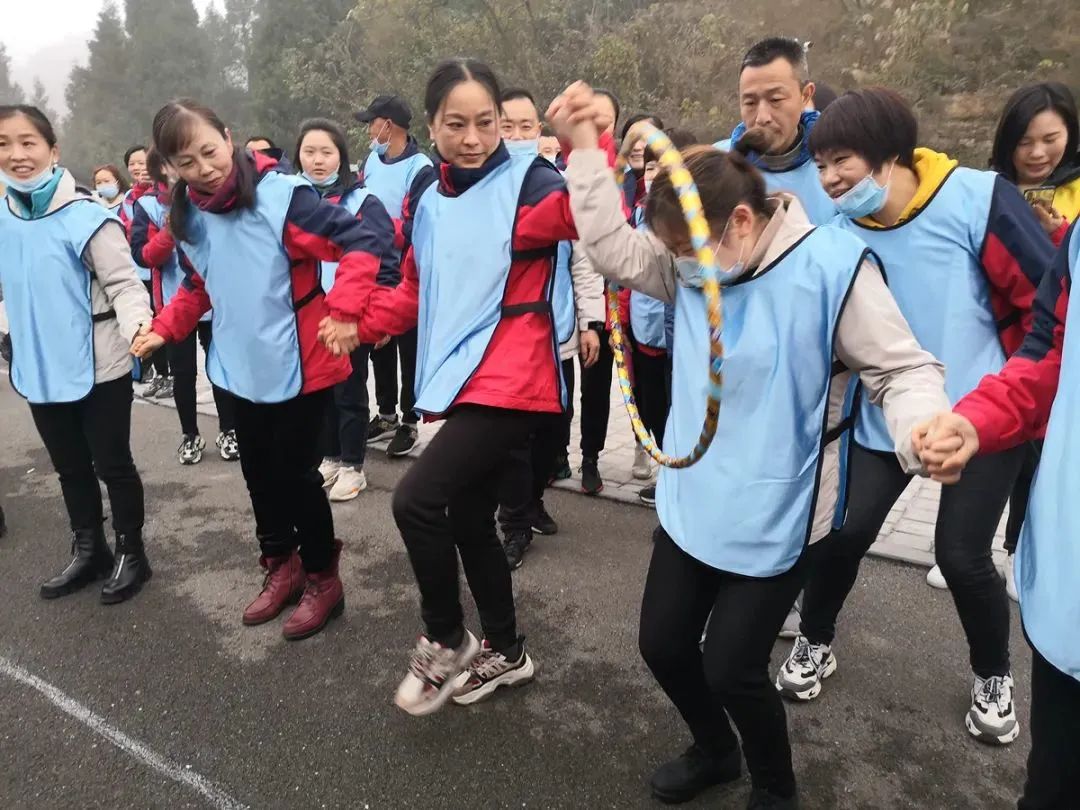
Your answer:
[967,673,1019,744]
[926,564,949,590]
[395,631,480,716]
[632,443,652,480]
[1005,554,1018,603]
[319,458,342,487]
[328,467,367,501]
[451,639,535,705]
[776,635,837,701]
[778,606,801,640]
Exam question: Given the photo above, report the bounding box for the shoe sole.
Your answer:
[582,484,604,496]
[328,485,366,502]
[632,470,652,480]
[395,634,481,717]
[101,567,154,605]
[179,455,203,465]
[40,566,114,600]
[387,445,418,458]
[651,770,741,804]
[451,653,536,706]
[776,655,837,701]
[639,496,656,506]
[283,596,345,641]
[366,429,398,443]
[242,589,303,626]
[531,526,558,536]
[966,713,1020,745]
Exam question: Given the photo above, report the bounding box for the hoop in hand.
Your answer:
[609,123,723,469]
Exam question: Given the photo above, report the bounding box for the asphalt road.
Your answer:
[0,384,1031,809]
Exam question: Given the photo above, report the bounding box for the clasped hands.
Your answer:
[910,412,982,485]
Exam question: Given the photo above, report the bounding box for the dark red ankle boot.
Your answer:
[242,551,303,625]
[282,540,344,641]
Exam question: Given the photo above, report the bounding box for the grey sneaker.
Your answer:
[967,673,1019,744]
[367,414,399,442]
[775,635,836,701]
[178,434,205,465]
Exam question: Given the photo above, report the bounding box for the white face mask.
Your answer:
[1,165,56,194]
[504,138,540,157]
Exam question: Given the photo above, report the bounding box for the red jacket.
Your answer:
[152,152,390,396]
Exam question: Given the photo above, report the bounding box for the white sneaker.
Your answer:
[967,673,1019,744]
[328,466,367,501]
[395,631,480,716]
[318,458,343,487]
[775,635,837,701]
[632,443,652,480]
[926,564,949,590]
[778,606,801,640]
[1005,554,1018,603]
[451,639,535,705]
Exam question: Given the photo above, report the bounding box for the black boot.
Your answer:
[101,531,152,605]
[40,526,115,599]
[651,743,741,804]
[747,788,799,809]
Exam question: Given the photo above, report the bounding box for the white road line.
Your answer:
[0,656,249,810]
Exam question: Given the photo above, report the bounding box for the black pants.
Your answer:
[392,405,560,653]
[579,327,613,459]
[233,388,335,572]
[1004,441,1042,555]
[498,358,575,533]
[1019,645,1080,809]
[29,375,144,535]
[639,528,806,799]
[371,327,419,425]
[632,349,670,448]
[801,444,1023,677]
[167,321,236,437]
[143,280,169,378]
[322,344,371,467]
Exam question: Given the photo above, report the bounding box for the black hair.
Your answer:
[621,113,664,142]
[741,36,810,82]
[92,163,130,193]
[124,144,147,167]
[0,105,58,147]
[500,87,537,107]
[812,82,838,112]
[424,58,502,122]
[145,147,168,186]
[990,82,1079,183]
[593,88,621,128]
[245,134,276,149]
[152,98,257,243]
[294,117,351,188]
[808,87,918,171]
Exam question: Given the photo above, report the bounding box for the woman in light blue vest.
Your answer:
[778,88,1056,747]
[914,221,1080,810]
[551,83,949,810]
[0,104,154,604]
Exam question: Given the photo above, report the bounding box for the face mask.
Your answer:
[835,163,893,219]
[504,139,540,158]
[97,183,119,200]
[303,170,339,188]
[673,220,748,288]
[1,165,56,194]
[370,122,391,156]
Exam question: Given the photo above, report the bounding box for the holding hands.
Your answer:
[546,82,604,149]
[131,323,166,358]
[318,316,361,357]
[911,412,981,484]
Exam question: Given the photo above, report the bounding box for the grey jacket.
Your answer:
[0,171,153,385]
[560,241,606,361]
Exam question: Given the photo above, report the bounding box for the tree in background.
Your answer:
[29,79,58,126]
[0,44,25,105]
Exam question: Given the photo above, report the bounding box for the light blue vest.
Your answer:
[412,153,563,414]
[836,168,1005,451]
[122,189,151,281]
[714,139,835,226]
[180,172,315,403]
[657,226,867,576]
[552,240,576,345]
[629,206,667,349]
[320,187,371,292]
[362,150,433,224]
[135,195,211,323]
[0,198,117,403]
[1016,224,1080,682]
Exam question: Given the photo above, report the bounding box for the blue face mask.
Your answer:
[96,183,119,200]
[1,165,56,194]
[370,121,391,156]
[504,139,540,158]
[674,221,748,288]
[835,163,893,219]
[302,170,339,188]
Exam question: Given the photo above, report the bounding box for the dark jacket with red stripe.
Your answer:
[322,177,399,287]
[955,220,1075,450]
[129,185,177,310]
[151,151,389,395]
[343,142,580,416]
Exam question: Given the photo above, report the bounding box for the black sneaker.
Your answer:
[581,457,603,495]
[504,530,531,570]
[387,423,419,457]
[746,788,799,809]
[651,744,741,804]
[549,454,572,483]
[639,484,657,506]
[367,414,399,442]
[532,502,558,535]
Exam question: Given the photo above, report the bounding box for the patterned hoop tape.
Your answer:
[610,123,723,469]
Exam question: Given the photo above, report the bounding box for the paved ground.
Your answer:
[0,382,1032,810]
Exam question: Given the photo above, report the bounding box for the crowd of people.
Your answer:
[0,34,1078,810]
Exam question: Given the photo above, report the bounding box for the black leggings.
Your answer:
[1004,441,1041,555]
[392,405,560,653]
[1019,644,1080,809]
[29,376,144,535]
[632,349,670,448]
[167,321,236,436]
[143,280,169,377]
[639,528,806,799]
[579,328,613,459]
[371,327,419,425]
[801,444,1023,677]
[321,344,371,468]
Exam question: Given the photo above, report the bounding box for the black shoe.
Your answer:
[580,457,603,495]
[367,414,399,442]
[40,527,115,599]
[531,502,558,535]
[549,454,572,483]
[101,532,153,604]
[639,484,657,506]
[504,530,532,571]
[746,788,799,809]
[387,423,419,457]
[650,744,741,804]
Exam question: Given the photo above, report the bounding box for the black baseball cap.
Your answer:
[354,95,412,128]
